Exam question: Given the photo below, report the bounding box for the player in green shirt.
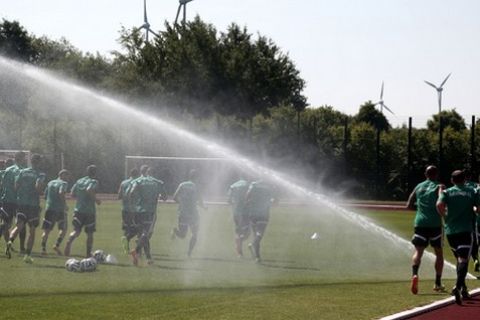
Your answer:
[0,153,27,254]
[228,176,250,257]
[405,165,445,294]
[464,170,480,272]
[6,154,46,263]
[437,170,479,305]
[128,165,167,266]
[245,178,277,263]
[171,169,206,257]
[118,168,140,254]
[40,169,70,256]
[64,165,101,258]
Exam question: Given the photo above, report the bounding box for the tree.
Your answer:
[427,109,466,132]
[0,19,37,62]
[355,101,390,132]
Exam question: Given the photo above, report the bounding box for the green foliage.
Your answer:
[355,101,391,132]
[0,19,37,62]
[427,109,466,132]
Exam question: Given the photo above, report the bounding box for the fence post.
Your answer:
[471,115,476,173]
[439,116,443,182]
[407,117,412,192]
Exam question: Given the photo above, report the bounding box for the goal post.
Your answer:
[124,155,243,201]
[0,149,31,166]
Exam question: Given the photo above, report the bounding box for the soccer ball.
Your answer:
[93,249,106,263]
[80,257,97,272]
[65,258,82,272]
[105,254,118,265]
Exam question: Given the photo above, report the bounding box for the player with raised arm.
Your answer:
[118,168,140,254]
[6,154,46,263]
[0,153,27,254]
[436,170,479,305]
[40,169,70,256]
[245,177,277,263]
[228,174,250,257]
[64,165,101,258]
[171,169,205,258]
[405,165,445,294]
[128,165,167,266]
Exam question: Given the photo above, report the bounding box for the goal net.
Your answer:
[0,149,31,167]
[125,155,243,201]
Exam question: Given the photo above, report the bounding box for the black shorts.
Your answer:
[16,205,40,228]
[233,214,250,238]
[134,212,155,236]
[42,210,67,231]
[447,232,473,259]
[72,211,96,233]
[249,215,269,238]
[411,227,443,248]
[176,214,199,237]
[0,202,17,225]
[122,210,135,230]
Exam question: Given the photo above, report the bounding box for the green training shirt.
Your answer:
[413,179,442,228]
[174,181,199,217]
[15,167,45,207]
[439,184,478,235]
[45,179,68,212]
[131,176,166,214]
[228,180,249,217]
[0,164,23,204]
[71,176,98,215]
[246,180,274,218]
[119,177,135,212]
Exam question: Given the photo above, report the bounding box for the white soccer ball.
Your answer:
[93,249,106,263]
[80,257,97,272]
[65,258,82,272]
[104,254,118,265]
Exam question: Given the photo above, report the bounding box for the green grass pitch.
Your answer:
[0,201,476,319]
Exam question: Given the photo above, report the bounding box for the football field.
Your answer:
[0,201,475,319]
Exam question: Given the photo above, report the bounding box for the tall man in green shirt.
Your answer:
[406,165,445,294]
[129,165,167,266]
[6,154,46,263]
[0,152,27,253]
[228,176,250,257]
[171,169,206,258]
[245,178,277,263]
[64,165,101,258]
[118,167,140,254]
[41,169,70,255]
[464,170,480,272]
[437,170,479,305]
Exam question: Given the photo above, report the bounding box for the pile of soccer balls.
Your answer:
[65,249,118,273]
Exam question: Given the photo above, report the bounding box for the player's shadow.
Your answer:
[32,264,65,270]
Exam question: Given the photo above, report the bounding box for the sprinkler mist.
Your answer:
[0,55,464,280]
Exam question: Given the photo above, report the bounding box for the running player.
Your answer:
[245,177,277,263]
[464,170,480,272]
[437,170,479,305]
[228,175,250,257]
[406,165,445,294]
[64,165,101,258]
[128,165,167,266]
[0,153,26,253]
[40,169,70,255]
[118,168,140,254]
[6,154,46,263]
[171,169,205,257]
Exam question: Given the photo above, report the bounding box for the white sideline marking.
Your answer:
[380,288,480,320]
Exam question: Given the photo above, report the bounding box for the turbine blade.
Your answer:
[175,4,182,25]
[144,0,148,22]
[440,72,451,88]
[383,104,394,115]
[424,80,438,89]
[148,29,159,38]
[380,81,384,100]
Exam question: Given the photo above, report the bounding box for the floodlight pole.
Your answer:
[407,117,412,192]
[471,115,476,174]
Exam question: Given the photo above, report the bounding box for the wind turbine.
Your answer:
[175,0,194,25]
[139,0,159,42]
[374,81,394,114]
[424,73,451,114]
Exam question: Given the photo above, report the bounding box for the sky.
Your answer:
[1,0,480,127]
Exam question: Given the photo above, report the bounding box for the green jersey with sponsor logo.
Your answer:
[71,176,98,215]
[246,180,275,219]
[45,179,68,212]
[439,184,478,235]
[15,167,45,207]
[228,180,249,217]
[1,164,24,204]
[413,179,442,228]
[131,176,166,214]
[174,181,199,217]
